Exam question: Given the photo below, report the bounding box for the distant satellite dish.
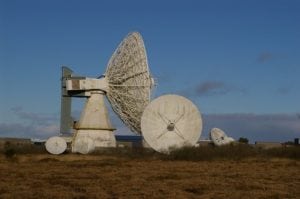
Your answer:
[45,136,67,155]
[141,95,202,153]
[210,128,235,146]
[72,136,95,154]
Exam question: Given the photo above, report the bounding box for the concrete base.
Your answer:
[72,130,116,153]
[71,92,117,154]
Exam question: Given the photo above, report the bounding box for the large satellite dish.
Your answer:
[105,32,153,134]
[46,32,154,154]
[141,95,202,153]
[210,128,235,146]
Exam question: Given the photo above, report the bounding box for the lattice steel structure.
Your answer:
[106,32,154,134]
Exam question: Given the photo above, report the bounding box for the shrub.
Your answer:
[4,148,16,158]
[166,144,300,161]
[166,144,258,161]
[262,147,300,159]
[3,141,16,158]
[238,137,249,144]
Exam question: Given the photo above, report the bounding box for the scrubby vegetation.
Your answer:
[88,143,300,161]
[167,144,255,161]
[90,146,158,159]
[238,137,249,144]
[0,148,299,198]
[167,144,300,161]
[0,143,299,198]
[1,142,46,157]
[1,142,299,161]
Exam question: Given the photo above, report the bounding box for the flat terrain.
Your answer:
[0,153,299,199]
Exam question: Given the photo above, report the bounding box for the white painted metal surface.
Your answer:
[72,136,95,154]
[45,136,67,155]
[106,32,154,134]
[141,95,202,154]
[76,92,113,130]
[58,32,153,154]
[210,128,235,146]
[72,91,116,150]
[66,78,108,92]
[74,130,116,148]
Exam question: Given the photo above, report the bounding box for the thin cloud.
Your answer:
[11,106,57,125]
[1,105,136,138]
[0,107,59,139]
[257,52,273,63]
[257,52,287,63]
[195,81,232,97]
[277,87,290,95]
[0,123,32,138]
[177,81,246,98]
[0,122,59,139]
[195,81,228,96]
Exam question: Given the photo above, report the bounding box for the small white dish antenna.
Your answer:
[141,94,202,154]
[210,128,235,146]
[72,136,95,154]
[45,136,67,155]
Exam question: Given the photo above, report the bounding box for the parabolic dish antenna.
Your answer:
[45,136,67,155]
[141,95,202,153]
[210,128,235,146]
[105,32,153,134]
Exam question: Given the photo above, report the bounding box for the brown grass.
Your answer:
[0,147,299,199]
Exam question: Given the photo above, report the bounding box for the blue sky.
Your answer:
[0,0,299,142]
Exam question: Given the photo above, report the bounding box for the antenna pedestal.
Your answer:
[57,32,154,155]
[72,91,116,153]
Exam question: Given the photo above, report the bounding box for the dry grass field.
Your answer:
[0,146,299,199]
